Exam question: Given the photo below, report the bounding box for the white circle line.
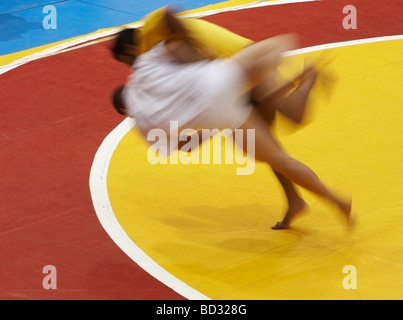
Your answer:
[91,35,402,300]
[89,117,210,300]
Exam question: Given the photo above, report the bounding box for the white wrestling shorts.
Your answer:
[123,42,253,138]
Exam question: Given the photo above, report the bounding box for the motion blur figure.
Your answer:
[110,6,352,229]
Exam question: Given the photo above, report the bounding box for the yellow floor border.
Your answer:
[1,0,314,71]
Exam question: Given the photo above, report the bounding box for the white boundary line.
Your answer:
[287,34,403,56]
[89,117,210,300]
[2,0,401,302]
[0,26,141,75]
[181,0,321,19]
[0,0,321,302]
[89,35,402,300]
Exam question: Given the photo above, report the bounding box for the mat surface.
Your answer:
[1,0,402,300]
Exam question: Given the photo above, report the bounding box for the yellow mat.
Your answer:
[107,39,403,299]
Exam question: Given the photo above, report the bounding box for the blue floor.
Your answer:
[0,0,221,55]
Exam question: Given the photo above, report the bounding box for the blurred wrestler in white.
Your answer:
[111,6,352,230]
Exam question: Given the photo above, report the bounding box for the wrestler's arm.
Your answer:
[164,6,189,37]
[163,7,213,62]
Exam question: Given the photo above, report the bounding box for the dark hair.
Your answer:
[111,85,127,116]
[111,28,138,59]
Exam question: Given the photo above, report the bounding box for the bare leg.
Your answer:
[252,63,318,125]
[231,36,351,228]
[248,103,310,229]
[271,170,309,230]
[249,72,312,229]
[271,66,318,124]
[237,109,352,229]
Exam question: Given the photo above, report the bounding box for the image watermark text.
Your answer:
[42,265,57,289]
[43,5,57,30]
[146,121,256,175]
[342,5,357,30]
[342,265,357,289]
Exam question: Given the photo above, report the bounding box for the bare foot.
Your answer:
[271,221,290,230]
[336,197,353,227]
[272,199,309,230]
